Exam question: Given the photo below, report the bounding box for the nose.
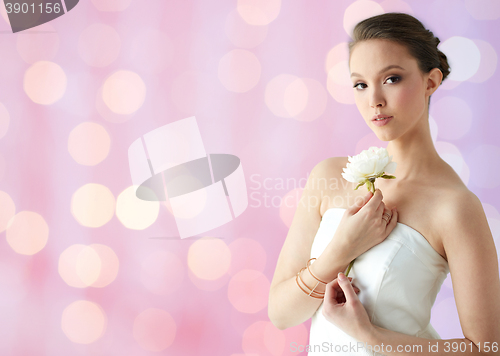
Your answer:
[369,87,385,108]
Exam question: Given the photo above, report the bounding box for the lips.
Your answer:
[372,114,392,121]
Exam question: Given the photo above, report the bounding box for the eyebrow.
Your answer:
[350,65,405,78]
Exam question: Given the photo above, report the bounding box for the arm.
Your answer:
[341,191,500,355]
[268,158,353,330]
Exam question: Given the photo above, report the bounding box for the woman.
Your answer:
[268,12,500,355]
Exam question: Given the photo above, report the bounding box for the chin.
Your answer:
[372,130,395,142]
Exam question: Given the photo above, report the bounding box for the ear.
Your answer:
[425,67,443,97]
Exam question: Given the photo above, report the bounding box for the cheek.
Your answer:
[395,84,424,110]
[354,94,371,118]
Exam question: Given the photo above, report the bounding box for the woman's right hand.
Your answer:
[329,188,398,261]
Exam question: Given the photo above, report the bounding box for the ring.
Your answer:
[382,212,391,223]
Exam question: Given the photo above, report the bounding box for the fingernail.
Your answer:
[338,272,347,281]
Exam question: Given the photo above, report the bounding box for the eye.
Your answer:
[385,76,401,84]
[353,82,367,90]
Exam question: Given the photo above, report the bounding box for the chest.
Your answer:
[322,187,447,262]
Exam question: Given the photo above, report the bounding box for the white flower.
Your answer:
[341,146,397,192]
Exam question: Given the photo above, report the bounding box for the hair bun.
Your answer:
[437,49,450,81]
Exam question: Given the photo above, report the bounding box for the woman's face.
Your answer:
[349,39,429,141]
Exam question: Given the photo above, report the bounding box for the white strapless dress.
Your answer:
[308,208,449,356]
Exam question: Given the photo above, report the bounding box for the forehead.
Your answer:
[349,39,416,75]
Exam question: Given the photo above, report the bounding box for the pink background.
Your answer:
[0,0,499,355]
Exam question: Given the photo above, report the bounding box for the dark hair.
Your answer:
[348,13,451,85]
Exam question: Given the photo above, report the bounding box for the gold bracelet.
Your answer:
[296,274,324,299]
[307,258,329,284]
[296,267,324,298]
[298,267,325,296]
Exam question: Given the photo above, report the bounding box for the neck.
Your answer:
[383,115,442,183]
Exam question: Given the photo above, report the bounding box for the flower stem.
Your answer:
[345,258,355,277]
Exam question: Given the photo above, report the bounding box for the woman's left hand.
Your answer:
[322,272,374,341]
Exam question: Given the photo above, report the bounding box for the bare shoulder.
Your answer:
[435,185,489,245]
[435,182,484,221]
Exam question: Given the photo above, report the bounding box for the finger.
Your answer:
[350,190,373,213]
[381,207,392,224]
[386,207,398,230]
[362,188,383,212]
[323,279,340,305]
[337,272,358,302]
[376,201,386,215]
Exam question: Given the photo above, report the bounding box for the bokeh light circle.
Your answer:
[467,144,500,189]
[24,61,67,105]
[71,184,116,228]
[57,244,96,288]
[279,188,302,228]
[116,186,159,230]
[102,70,146,115]
[283,78,308,117]
[6,211,48,255]
[76,245,101,286]
[68,122,111,166]
[265,74,304,118]
[228,238,267,275]
[89,244,119,288]
[91,0,131,12]
[59,244,119,288]
[439,37,481,81]
[343,0,384,37]
[78,23,121,67]
[141,250,184,295]
[188,237,231,280]
[133,308,176,351]
[0,102,9,140]
[227,269,269,313]
[328,60,351,86]
[0,190,15,233]
[327,61,355,105]
[469,39,497,83]
[242,320,286,356]
[237,0,281,26]
[218,49,261,93]
[95,85,135,124]
[16,23,59,64]
[431,96,472,140]
[294,78,327,122]
[225,9,268,48]
[325,42,349,74]
[61,300,107,344]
